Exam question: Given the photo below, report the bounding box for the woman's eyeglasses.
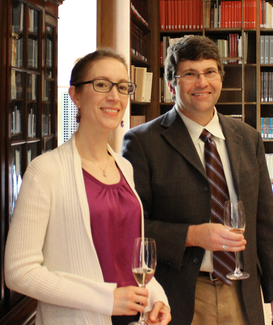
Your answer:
[73,79,137,95]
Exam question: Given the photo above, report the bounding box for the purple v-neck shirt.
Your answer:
[83,168,141,287]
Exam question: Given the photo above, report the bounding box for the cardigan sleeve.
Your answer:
[4,155,116,316]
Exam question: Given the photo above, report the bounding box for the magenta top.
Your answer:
[83,168,141,287]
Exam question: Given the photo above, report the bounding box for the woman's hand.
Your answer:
[112,286,148,316]
[147,301,171,324]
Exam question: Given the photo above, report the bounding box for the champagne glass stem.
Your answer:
[234,251,242,276]
[138,285,145,325]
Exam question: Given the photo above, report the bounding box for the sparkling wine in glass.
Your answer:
[224,200,250,280]
[129,237,157,325]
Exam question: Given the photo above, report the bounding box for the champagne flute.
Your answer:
[224,200,250,280]
[129,237,157,325]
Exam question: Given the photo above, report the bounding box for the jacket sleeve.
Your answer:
[255,135,273,303]
[122,130,189,271]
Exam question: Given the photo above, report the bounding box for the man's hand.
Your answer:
[146,301,171,325]
[186,223,246,252]
[112,286,148,316]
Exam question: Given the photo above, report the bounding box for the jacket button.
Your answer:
[204,186,209,192]
[193,258,200,264]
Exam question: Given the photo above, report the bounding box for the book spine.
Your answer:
[160,0,166,30]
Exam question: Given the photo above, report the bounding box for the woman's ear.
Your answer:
[68,86,80,107]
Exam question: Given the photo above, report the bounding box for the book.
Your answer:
[160,0,166,30]
[270,35,273,64]
[260,35,265,64]
[134,67,147,102]
[265,35,270,64]
[163,74,172,103]
[144,72,153,102]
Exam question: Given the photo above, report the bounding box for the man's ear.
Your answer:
[168,81,176,95]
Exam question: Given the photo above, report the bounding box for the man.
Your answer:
[122,35,273,324]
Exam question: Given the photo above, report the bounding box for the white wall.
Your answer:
[58,0,97,145]
[58,0,97,88]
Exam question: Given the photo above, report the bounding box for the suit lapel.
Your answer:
[160,109,243,192]
[160,108,207,178]
[218,114,243,195]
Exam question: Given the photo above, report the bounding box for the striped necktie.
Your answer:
[200,129,236,285]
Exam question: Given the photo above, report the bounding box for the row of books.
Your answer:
[11,37,39,68]
[159,0,272,30]
[215,34,240,64]
[11,71,23,100]
[131,23,148,62]
[12,2,24,33]
[28,38,38,68]
[11,108,52,137]
[130,66,153,103]
[215,33,248,64]
[260,35,273,64]
[261,71,273,102]
[261,117,273,139]
[12,72,37,101]
[205,0,258,29]
[11,106,22,135]
[207,0,273,29]
[160,33,247,66]
[13,5,39,34]
[131,0,148,26]
[265,153,273,181]
[160,0,203,30]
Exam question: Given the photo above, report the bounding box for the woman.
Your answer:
[4,49,171,325]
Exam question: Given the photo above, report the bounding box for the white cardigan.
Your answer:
[4,134,168,325]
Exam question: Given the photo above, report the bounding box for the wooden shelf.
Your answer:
[0,0,63,323]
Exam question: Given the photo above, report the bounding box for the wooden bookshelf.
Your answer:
[130,0,161,125]
[129,1,271,143]
[0,0,63,323]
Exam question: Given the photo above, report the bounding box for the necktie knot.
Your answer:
[200,129,211,143]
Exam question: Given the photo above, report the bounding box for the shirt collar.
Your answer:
[175,105,225,142]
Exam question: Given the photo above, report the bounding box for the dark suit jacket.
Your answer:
[122,107,273,325]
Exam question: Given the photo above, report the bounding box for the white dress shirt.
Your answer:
[176,106,237,272]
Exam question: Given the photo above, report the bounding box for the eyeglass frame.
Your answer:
[174,69,221,82]
[72,78,137,95]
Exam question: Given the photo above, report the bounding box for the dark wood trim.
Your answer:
[1,297,37,325]
[96,0,116,48]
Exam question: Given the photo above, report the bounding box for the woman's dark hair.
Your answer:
[164,35,225,85]
[70,48,128,88]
